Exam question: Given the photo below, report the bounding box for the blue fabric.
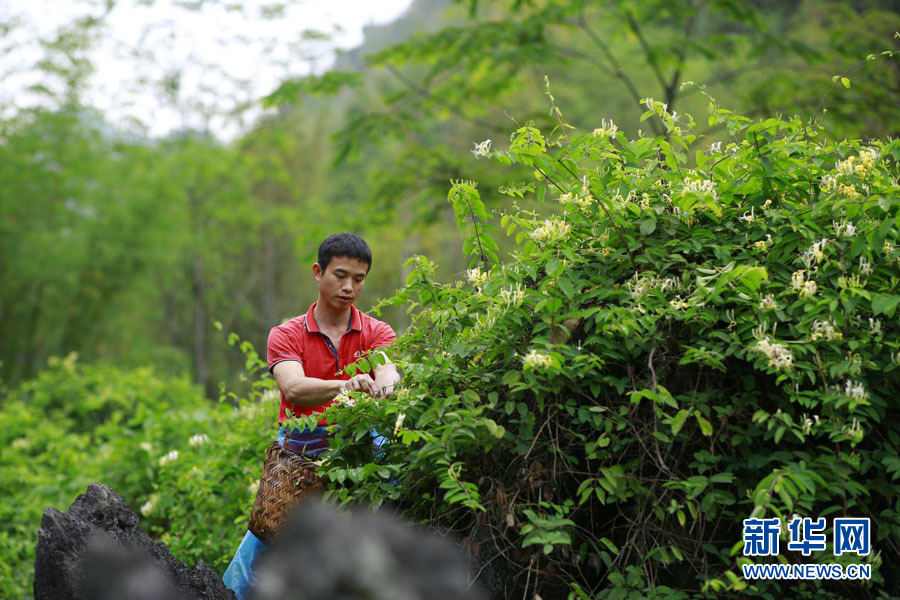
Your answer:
[222,530,267,600]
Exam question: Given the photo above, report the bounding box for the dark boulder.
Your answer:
[34,482,234,600]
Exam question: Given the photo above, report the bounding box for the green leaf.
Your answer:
[670,409,690,436]
[694,413,713,436]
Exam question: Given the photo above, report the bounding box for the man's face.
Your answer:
[313,256,369,310]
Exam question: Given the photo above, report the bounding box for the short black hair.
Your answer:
[317,232,372,273]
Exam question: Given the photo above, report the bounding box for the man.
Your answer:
[268,232,401,423]
[224,232,401,599]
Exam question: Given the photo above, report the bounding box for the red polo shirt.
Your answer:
[267,302,397,423]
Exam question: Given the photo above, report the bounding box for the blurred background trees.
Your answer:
[2,0,899,400]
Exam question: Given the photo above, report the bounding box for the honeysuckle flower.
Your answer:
[837,274,864,289]
[639,193,651,209]
[335,388,356,407]
[522,349,554,370]
[498,284,526,308]
[12,438,28,450]
[188,434,209,447]
[681,176,717,199]
[858,256,873,277]
[884,240,895,257]
[836,156,857,177]
[140,498,155,517]
[759,295,778,311]
[843,381,869,402]
[841,418,864,444]
[762,198,772,209]
[801,239,828,267]
[838,184,860,200]
[753,235,772,252]
[159,450,178,466]
[800,280,817,298]
[753,336,793,371]
[471,139,492,158]
[738,207,755,223]
[668,296,690,310]
[821,174,839,192]
[393,413,406,436]
[869,318,882,335]
[530,219,570,242]
[791,270,806,291]
[467,267,488,286]
[800,413,821,435]
[833,219,857,238]
[248,480,259,496]
[592,118,618,139]
[810,320,841,342]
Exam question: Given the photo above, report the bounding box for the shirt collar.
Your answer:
[305,302,361,333]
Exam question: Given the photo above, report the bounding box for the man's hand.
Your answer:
[342,374,381,397]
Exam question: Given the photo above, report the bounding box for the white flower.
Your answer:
[471,139,492,158]
[12,438,28,450]
[800,414,821,435]
[759,295,778,311]
[498,284,526,308]
[753,336,793,371]
[810,320,841,342]
[821,174,839,192]
[139,442,153,453]
[843,381,869,402]
[140,498,156,517]
[335,388,356,407]
[467,267,488,286]
[709,142,722,154]
[858,256,873,277]
[737,206,755,223]
[159,450,179,466]
[530,219,570,242]
[188,434,209,447]
[393,413,406,436]
[791,270,817,298]
[833,218,857,238]
[592,118,618,139]
[248,480,260,496]
[681,176,717,199]
[801,239,828,267]
[668,295,690,310]
[522,349,554,370]
[869,318,882,335]
[801,280,817,298]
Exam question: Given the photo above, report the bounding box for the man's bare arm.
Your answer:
[272,361,379,405]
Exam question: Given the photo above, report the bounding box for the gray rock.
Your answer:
[34,482,234,600]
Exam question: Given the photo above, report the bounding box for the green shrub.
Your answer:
[0,353,276,598]
[314,98,900,599]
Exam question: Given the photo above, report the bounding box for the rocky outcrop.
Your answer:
[34,483,234,600]
[35,482,483,600]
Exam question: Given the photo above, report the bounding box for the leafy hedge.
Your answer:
[311,97,900,599]
[0,352,276,598]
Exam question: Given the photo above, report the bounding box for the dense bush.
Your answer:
[0,352,276,598]
[311,97,900,599]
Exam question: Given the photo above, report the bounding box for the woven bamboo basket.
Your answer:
[248,441,324,544]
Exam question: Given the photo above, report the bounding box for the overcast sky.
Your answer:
[2,0,414,139]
